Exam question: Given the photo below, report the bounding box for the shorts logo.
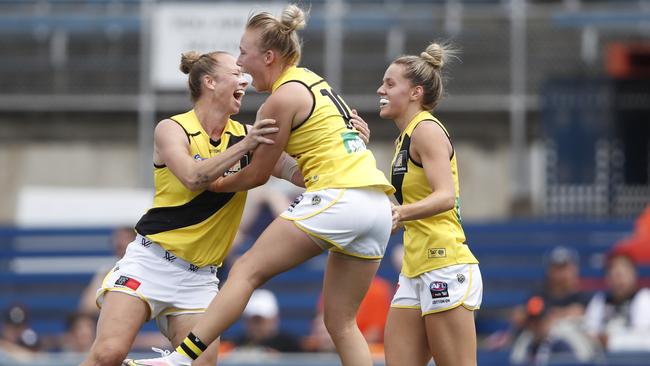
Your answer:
[164,251,177,262]
[115,276,141,291]
[457,273,466,283]
[311,195,321,205]
[141,238,152,248]
[188,264,199,272]
[430,281,449,299]
[428,248,446,258]
[287,195,303,212]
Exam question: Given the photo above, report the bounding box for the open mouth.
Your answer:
[379,98,389,108]
[233,89,245,102]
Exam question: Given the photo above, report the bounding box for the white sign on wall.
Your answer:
[151,2,285,90]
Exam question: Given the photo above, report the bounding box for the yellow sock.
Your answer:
[176,332,207,360]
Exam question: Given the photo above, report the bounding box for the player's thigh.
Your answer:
[232,217,323,284]
[322,252,380,323]
[94,291,149,349]
[424,306,477,366]
[384,307,431,366]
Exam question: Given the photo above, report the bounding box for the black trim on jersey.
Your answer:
[135,190,236,235]
[209,138,221,147]
[154,163,166,169]
[169,118,193,143]
[278,80,315,132]
[391,134,412,205]
[308,79,326,89]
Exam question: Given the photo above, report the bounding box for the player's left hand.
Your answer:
[350,109,370,145]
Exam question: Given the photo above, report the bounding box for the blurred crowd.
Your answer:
[2,204,649,364]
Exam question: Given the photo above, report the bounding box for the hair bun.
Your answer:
[421,43,445,68]
[280,4,307,33]
[179,51,201,74]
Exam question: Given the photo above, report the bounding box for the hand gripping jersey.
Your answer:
[135,110,249,267]
[390,111,478,277]
[272,66,394,194]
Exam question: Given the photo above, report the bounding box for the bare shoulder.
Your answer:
[411,120,448,145]
[154,119,187,143]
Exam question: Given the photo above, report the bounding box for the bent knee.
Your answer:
[323,313,358,339]
[87,339,131,366]
[229,256,269,288]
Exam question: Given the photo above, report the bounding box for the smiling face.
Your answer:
[377,63,416,120]
[237,29,269,92]
[207,53,248,114]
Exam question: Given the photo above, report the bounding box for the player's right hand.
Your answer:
[245,118,278,150]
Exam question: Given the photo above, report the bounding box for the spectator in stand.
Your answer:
[510,295,599,365]
[584,251,650,351]
[490,246,591,350]
[229,289,302,353]
[61,312,97,353]
[0,305,41,359]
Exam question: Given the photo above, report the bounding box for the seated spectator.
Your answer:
[584,251,650,351]
[61,312,97,353]
[510,296,599,365]
[229,289,302,353]
[490,246,591,350]
[0,305,41,359]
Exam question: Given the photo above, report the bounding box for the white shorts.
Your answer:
[280,187,392,260]
[96,234,220,336]
[391,263,483,315]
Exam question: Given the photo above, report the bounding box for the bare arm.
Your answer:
[155,118,277,192]
[392,121,456,226]
[209,82,311,192]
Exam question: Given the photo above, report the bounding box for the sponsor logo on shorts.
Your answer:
[430,281,449,299]
[287,195,303,212]
[457,273,466,283]
[311,195,321,205]
[115,275,141,291]
[141,237,152,247]
[164,251,177,262]
[188,264,200,272]
[432,299,451,304]
[428,248,446,258]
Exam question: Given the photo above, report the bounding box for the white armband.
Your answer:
[279,155,300,181]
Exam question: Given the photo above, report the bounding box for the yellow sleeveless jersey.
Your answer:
[272,66,394,194]
[135,110,249,267]
[390,111,478,277]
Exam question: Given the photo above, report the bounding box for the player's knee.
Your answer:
[323,312,357,340]
[230,255,268,288]
[88,338,130,366]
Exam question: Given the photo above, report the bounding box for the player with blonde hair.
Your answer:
[380,42,483,366]
[124,4,393,366]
